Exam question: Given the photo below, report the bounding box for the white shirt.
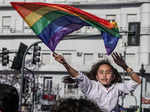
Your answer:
[75,72,139,112]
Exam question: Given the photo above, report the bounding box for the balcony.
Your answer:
[0,26,100,37]
[0,26,34,36]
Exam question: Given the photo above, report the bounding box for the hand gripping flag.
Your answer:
[11,2,120,55]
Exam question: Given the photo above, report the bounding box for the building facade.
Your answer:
[0,0,150,111]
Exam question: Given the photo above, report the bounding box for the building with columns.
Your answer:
[0,0,150,111]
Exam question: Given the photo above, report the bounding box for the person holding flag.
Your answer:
[53,52,141,112]
[10,2,141,111]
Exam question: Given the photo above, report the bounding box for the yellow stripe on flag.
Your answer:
[25,7,57,27]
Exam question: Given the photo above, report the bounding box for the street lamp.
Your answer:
[19,40,42,112]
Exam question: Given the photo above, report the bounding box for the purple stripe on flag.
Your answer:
[102,32,119,55]
[37,15,88,51]
[48,24,83,51]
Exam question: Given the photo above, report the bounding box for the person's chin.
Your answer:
[102,82,110,86]
[102,82,108,85]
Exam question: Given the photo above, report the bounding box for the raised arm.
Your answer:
[53,53,79,77]
[53,53,94,94]
[111,52,141,84]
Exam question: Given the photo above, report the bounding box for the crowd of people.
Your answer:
[1,52,150,112]
[55,98,102,112]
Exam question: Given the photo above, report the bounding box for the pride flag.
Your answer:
[11,2,120,55]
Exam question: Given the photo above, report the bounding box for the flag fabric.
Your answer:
[11,2,120,55]
[102,21,120,55]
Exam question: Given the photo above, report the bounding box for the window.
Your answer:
[83,53,93,64]
[2,16,11,28]
[106,15,116,22]
[98,53,104,58]
[145,79,150,97]
[43,77,53,93]
[127,14,137,22]
[128,22,140,46]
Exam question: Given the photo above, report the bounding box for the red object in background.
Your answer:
[43,94,49,100]
[42,94,56,101]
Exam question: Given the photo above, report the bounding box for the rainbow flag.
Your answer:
[11,2,120,55]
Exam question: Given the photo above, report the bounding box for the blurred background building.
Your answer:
[0,0,150,111]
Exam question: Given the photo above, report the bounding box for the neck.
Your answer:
[103,84,112,88]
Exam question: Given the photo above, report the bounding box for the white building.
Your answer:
[0,0,150,111]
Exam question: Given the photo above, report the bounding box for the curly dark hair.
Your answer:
[56,98,102,112]
[86,60,122,83]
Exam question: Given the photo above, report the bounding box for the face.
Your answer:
[96,64,113,86]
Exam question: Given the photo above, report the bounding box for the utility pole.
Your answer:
[19,40,42,112]
[139,64,145,112]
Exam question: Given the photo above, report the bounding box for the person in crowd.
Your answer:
[53,52,141,112]
[142,97,150,104]
[0,84,19,112]
[55,98,102,112]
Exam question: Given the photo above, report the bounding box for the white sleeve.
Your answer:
[117,80,139,93]
[75,72,93,95]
